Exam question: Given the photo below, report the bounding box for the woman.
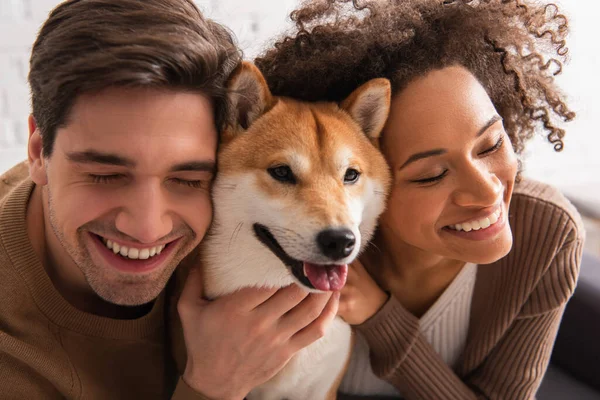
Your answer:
[255,0,585,398]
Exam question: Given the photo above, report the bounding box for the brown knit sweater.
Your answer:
[1,161,584,399]
[0,162,209,399]
[343,177,585,399]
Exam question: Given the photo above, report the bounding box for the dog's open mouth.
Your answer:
[253,223,348,291]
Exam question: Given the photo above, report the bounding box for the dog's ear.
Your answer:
[226,61,274,132]
[340,78,391,140]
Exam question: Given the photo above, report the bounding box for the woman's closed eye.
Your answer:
[479,135,504,156]
[411,169,449,185]
[407,135,505,186]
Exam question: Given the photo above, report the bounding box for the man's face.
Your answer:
[36,87,217,306]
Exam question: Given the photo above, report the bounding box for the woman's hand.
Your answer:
[338,258,389,325]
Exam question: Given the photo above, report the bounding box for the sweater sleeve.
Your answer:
[355,236,584,400]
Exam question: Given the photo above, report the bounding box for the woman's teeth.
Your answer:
[451,209,501,232]
[101,238,165,260]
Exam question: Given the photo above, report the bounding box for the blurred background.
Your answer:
[0,0,598,253]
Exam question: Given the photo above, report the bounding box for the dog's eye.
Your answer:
[268,165,296,184]
[344,168,360,184]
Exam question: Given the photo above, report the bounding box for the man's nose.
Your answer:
[115,184,173,244]
[453,162,503,208]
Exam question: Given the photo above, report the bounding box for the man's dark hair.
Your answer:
[29,0,242,157]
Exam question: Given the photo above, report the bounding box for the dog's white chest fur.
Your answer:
[248,318,352,400]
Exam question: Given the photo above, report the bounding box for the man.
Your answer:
[0,1,339,399]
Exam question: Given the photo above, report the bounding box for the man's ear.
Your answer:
[28,115,48,186]
[340,78,391,140]
[225,61,274,133]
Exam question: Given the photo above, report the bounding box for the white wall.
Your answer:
[1,0,598,202]
[522,1,600,203]
[0,0,299,171]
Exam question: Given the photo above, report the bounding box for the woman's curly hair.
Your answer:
[255,0,575,153]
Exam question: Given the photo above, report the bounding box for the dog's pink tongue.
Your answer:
[303,263,348,291]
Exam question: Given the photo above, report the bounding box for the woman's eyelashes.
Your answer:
[411,169,449,185]
[408,136,505,186]
[479,135,504,156]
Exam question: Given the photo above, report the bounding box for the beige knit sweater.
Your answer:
[0,162,208,399]
[341,263,477,396]
[340,178,585,399]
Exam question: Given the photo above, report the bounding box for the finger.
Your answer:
[336,298,349,320]
[224,285,279,311]
[255,284,309,317]
[278,291,332,336]
[338,284,355,303]
[346,260,363,285]
[179,265,205,306]
[177,266,211,320]
[290,292,340,351]
[350,258,364,271]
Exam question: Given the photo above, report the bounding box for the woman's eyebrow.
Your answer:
[399,149,447,170]
[477,115,503,137]
[398,115,503,171]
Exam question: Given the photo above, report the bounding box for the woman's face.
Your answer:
[380,65,518,265]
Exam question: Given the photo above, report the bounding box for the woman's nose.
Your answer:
[453,164,503,208]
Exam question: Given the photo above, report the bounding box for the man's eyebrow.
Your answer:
[66,151,135,167]
[66,152,215,173]
[170,161,216,173]
[398,115,503,171]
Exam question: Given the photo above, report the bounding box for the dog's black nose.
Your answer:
[317,228,356,260]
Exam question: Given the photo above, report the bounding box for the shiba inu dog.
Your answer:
[202,61,392,400]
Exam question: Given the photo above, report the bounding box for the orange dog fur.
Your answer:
[201,61,392,400]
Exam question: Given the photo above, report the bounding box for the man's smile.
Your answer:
[89,233,181,274]
[99,236,167,260]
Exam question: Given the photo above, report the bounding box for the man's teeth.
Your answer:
[102,238,165,260]
[451,209,501,232]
